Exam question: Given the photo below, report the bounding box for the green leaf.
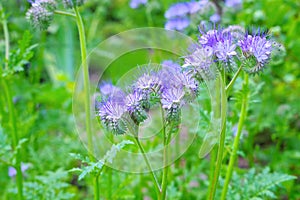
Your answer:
[70,140,133,181]
[227,167,297,199]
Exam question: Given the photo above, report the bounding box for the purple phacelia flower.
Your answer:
[134,73,163,95]
[161,87,185,120]
[98,100,127,135]
[185,45,213,68]
[210,13,221,23]
[215,33,237,62]
[161,60,181,71]
[8,163,30,178]
[225,0,242,9]
[238,32,272,73]
[125,92,147,124]
[99,82,125,103]
[129,0,147,9]
[26,0,57,30]
[172,71,199,98]
[198,29,219,48]
[165,17,190,31]
[164,2,190,19]
[187,1,204,14]
[184,45,216,80]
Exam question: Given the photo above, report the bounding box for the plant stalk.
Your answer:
[74,7,99,200]
[1,79,24,200]
[2,13,9,70]
[221,73,249,200]
[54,10,76,18]
[161,125,173,200]
[134,136,161,198]
[208,69,227,200]
[226,65,243,95]
[1,12,23,200]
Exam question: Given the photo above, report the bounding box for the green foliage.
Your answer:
[3,31,36,76]
[0,126,28,166]
[70,140,134,181]
[226,167,296,200]
[20,170,74,200]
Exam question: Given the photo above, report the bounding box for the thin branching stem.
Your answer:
[208,69,227,200]
[54,10,76,18]
[221,72,249,199]
[134,136,161,197]
[226,65,243,95]
[74,7,99,200]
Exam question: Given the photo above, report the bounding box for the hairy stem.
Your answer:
[134,136,161,198]
[161,129,172,200]
[221,73,249,200]
[226,65,243,95]
[208,69,227,200]
[74,7,99,200]
[54,10,76,18]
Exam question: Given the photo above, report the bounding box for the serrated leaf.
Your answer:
[103,140,134,164]
[227,167,296,199]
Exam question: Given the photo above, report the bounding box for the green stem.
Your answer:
[54,10,76,18]
[134,136,161,198]
[208,146,217,199]
[221,73,249,200]
[208,69,227,200]
[74,7,99,200]
[1,80,24,200]
[225,65,243,95]
[161,127,172,200]
[1,11,23,199]
[2,13,9,70]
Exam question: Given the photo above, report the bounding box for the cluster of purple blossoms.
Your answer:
[129,0,148,9]
[164,0,210,31]
[96,63,199,135]
[185,26,274,76]
[238,32,272,73]
[26,0,57,30]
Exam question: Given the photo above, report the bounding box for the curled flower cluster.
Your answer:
[185,26,274,76]
[238,31,272,73]
[26,0,57,30]
[96,64,199,135]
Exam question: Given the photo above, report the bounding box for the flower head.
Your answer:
[164,2,190,19]
[225,0,242,9]
[98,100,127,135]
[210,13,221,23]
[215,33,237,62]
[134,73,163,95]
[99,82,125,103]
[26,0,56,30]
[8,163,30,177]
[125,92,148,124]
[238,32,272,73]
[161,87,185,120]
[26,5,54,30]
[161,60,181,71]
[129,0,147,9]
[165,17,190,31]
